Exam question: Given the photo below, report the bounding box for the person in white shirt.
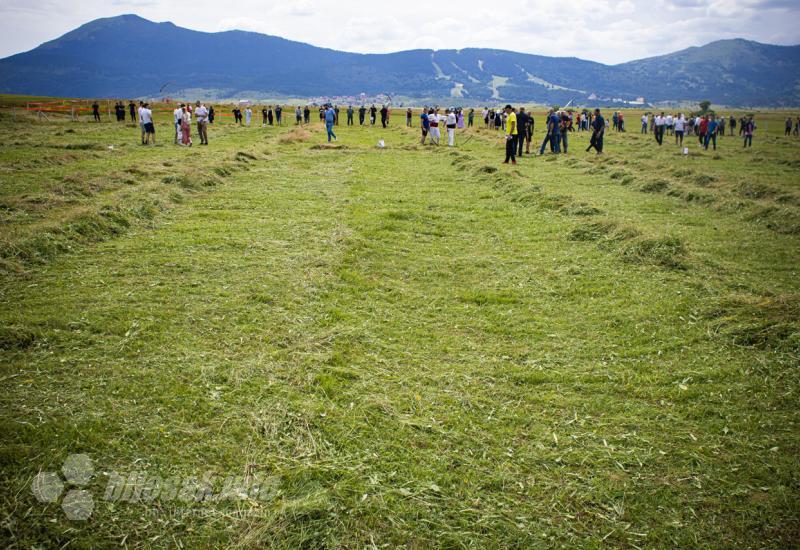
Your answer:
[173,104,183,144]
[245,107,252,126]
[429,108,442,145]
[140,103,155,145]
[665,114,674,135]
[195,101,209,145]
[641,114,648,134]
[654,112,666,145]
[180,106,192,146]
[137,101,146,144]
[445,109,457,146]
[674,114,685,146]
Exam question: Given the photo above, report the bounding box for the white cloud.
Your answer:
[0,0,798,63]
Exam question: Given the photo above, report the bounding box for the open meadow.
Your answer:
[0,96,798,547]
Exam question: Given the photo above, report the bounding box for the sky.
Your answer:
[1,0,798,64]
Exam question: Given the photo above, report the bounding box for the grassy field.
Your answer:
[0,96,798,547]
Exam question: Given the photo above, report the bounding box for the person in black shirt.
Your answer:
[208,106,215,123]
[516,108,528,156]
[586,108,605,154]
[380,105,388,128]
[303,106,310,124]
[359,106,366,125]
[347,106,354,125]
[524,111,535,154]
[128,101,136,122]
[262,107,268,126]
[370,105,377,125]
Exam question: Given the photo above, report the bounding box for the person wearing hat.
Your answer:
[503,105,518,165]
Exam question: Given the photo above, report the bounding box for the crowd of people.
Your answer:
[638,112,759,149]
[85,97,794,161]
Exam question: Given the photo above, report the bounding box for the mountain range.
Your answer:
[1,14,798,106]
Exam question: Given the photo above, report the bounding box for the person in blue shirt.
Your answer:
[324,105,337,142]
[420,108,430,145]
[704,114,719,150]
[539,109,561,155]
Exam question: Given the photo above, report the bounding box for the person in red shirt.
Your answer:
[698,116,709,145]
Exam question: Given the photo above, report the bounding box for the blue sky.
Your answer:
[1,0,798,63]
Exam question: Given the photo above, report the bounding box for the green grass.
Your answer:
[1,98,799,547]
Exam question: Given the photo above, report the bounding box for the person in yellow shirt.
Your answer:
[503,104,518,165]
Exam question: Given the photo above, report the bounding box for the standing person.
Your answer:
[380,105,388,128]
[128,101,136,122]
[406,108,413,127]
[137,101,146,144]
[586,108,605,155]
[195,101,209,145]
[612,112,619,131]
[516,107,529,157]
[92,101,101,122]
[560,112,569,154]
[654,112,665,145]
[446,108,457,147]
[304,105,310,124]
[503,104,518,165]
[468,108,475,128]
[180,105,192,146]
[267,107,274,126]
[295,106,302,125]
[665,113,673,135]
[729,115,736,135]
[245,106,252,126]
[420,107,430,145]
[208,105,215,124]
[358,105,366,125]
[795,116,800,136]
[641,113,648,134]
[173,104,183,143]
[429,108,441,145]
[324,104,337,142]
[276,105,283,126]
[674,113,685,146]
[369,104,377,125]
[698,116,708,145]
[524,109,534,154]
[347,105,354,126]
[457,109,464,129]
[334,106,340,125]
[704,114,719,150]
[785,117,793,136]
[743,116,754,147]
[718,115,726,138]
[539,109,561,155]
[140,103,155,145]
[419,107,431,145]
[262,106,269,126]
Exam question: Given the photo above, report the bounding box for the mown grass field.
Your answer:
[1,95,798,547]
